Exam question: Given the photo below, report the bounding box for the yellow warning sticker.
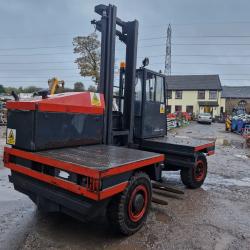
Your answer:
[90,92,101,106]
[160,104,165,114]
[7,128,16,145]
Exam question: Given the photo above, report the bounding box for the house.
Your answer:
[166,75,223,118]
[221,86,250,114]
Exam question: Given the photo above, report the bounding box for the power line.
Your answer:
[0,61,74,65]
[173,43,250,46]
[140,35,250,41]
[173,54,250,57]
[0,43,166,51]
[139,36,166,41]
[143,21,250,29]
[3,41,250,53]
[0,45,72,51]
[172,73,250,76]
[0,52,74,57]
[0,68,77,71]
[172,61,250,66]
[1,75,250,81]
[3,33,250,42]
[0,76,85,79]
[175,35,250,38]
[0,52,249,59]
[0,81,93,83]
[2,52,250,59]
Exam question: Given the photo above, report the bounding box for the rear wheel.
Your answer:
[180,153,207,189]
[107,172,152,235]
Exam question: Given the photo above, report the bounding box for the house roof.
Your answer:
[166,75,222,90]
[221,86,250,99]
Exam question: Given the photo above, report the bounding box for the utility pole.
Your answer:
[164,24,172,75]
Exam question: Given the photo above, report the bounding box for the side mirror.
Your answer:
[142,57,149,68]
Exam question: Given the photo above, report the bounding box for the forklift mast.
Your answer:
[92,4,138,145]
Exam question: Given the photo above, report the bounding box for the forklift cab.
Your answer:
[112,67,167,144]
[134,68,167,139]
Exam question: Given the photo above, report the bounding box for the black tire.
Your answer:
[106,172,152,235]
[180,153,207,189]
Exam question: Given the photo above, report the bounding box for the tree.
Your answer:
[4,86,19,94]
[63,87,74,92]
[73,33,100,85]
[22,86,42,93]
[74,82,85,92]
[87,85,97,92]
[0,85,5,93]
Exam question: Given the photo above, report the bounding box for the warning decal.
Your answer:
[7,128,16,145]
[90,92,101,106]
[160,104,165,114]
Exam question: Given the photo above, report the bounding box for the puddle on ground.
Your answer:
[154,211,172,223]
[174,135,190,139]
[206,174,250,188]
[216,137,245,148]
[234,154,249,160]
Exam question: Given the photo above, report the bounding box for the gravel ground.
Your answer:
[0,122,250,250]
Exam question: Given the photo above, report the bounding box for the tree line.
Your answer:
[0,82,97,95]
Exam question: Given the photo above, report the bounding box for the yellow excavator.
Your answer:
[48,77,65,95]
[32,77,65,99]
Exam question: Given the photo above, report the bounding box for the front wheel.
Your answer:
[107,172,152,235]
[180,153,207,189]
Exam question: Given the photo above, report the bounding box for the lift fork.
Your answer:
[151,181,184,205]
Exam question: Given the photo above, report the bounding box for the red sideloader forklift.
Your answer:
[3,4,215,235]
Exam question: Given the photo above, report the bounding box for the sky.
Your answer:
[1,0,250,88]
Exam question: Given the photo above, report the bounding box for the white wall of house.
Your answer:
[167,90,224,117]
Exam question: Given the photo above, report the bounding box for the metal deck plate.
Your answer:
[37,145,162,170]
[145,134,213,148]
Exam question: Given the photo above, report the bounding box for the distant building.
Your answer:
[221,86,250,114]
[166,75,223,118]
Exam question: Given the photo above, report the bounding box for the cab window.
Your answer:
[146,72,164,103]
[146,72,155,101]
[155,76,164,103]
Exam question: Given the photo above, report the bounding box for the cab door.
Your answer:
[142,70,166,138]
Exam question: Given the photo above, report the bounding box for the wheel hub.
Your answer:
[128,185,148,222]
[132,193,144,214]
[194,161,205,182]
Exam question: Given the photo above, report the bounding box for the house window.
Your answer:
[175,105,182,112]
[198,90,205,99]
[186,105,193,114]
[167,90,172,99]
[209,90,217,100]
[175,90,182,99]
[166,105,171,113]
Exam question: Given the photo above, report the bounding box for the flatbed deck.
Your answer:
[4,145,164,201]
[140,135,215,170]
[37,144,162,171]
[142,134,215,155]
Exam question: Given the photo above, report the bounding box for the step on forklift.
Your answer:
[3,4,215,235]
